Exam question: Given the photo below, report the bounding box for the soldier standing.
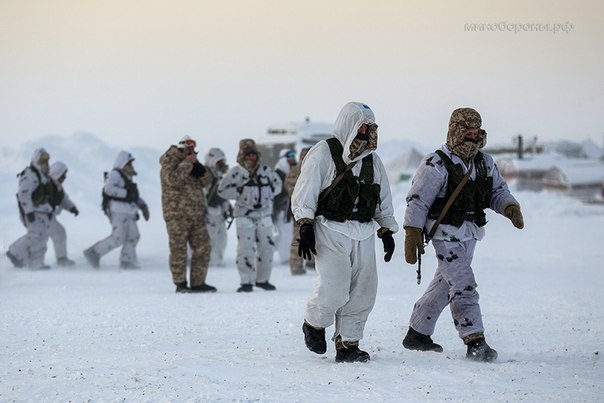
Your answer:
[204,147,232,268]
[217,139,282,292]
[283,147,313,275]
[160,136,217,293]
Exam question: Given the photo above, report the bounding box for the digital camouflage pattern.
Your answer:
[446,107,486,162]
[159,145,213,286]
[284,147,312,275]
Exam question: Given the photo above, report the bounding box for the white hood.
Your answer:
[113,150,135,170]
[49,161,68,181]
[274,148,293,175]
[332,102,376,164]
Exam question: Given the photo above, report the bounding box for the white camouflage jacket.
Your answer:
[105,150,146,216]
[217,163,282,219]
[404,145,518,242]
[17,148,53,216]
[291,102,398,240]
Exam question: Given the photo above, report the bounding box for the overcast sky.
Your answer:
[1,0,603,154]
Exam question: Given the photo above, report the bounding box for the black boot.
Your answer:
[255,281,276,291]
[402,327,443,352]
[175,282,190,293]
[190,283,217,293]
[464,333,498,362]
[302,321,326,354]
[335,337,370,363]
[237,284,253,293]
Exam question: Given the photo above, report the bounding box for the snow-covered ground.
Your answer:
[1,137,603,402]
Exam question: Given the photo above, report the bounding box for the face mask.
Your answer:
[216,160,229,173]
[123,163,137,177]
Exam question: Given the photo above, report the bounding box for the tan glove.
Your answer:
[504,204,524,229]
[404,227,425,264]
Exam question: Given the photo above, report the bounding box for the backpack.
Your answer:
[101,170,132,215]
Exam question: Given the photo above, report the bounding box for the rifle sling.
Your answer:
[426,160,474,242]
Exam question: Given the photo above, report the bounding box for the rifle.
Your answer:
[417,160,474,285]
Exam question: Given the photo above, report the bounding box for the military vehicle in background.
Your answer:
[256,117,332,167]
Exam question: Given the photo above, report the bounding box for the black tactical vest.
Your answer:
[18,165,60,208]
[428,150,493,227]
[101,169,137,214]
[207,176,227,208]
[315,138,380,223]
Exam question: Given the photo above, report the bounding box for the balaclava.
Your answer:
[114,150,136,177]
[49,161,68,183]
[205,147,229,175]
[446,107,486,162]
[332,102,378,163]
[31,148,50,175]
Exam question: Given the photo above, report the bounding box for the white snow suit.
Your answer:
[291,102,399,343]
[86,151,146,267]
[204,148,232,267]
[9,148,54,269]
[48,161,77,262]
[404,145,519,339]
[217,141,282,285]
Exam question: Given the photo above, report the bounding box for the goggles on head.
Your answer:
[179,139,197,149]
[285,150,295,159]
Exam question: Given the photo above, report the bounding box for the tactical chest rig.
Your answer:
[17,165,61,209]
[315,138,380,223]
[428,150,493,228]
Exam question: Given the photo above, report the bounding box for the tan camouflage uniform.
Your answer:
[284,147,313,275]
[160,145,213,287]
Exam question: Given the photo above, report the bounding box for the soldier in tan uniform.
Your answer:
[284,147,313,275]
[160,136,217,293]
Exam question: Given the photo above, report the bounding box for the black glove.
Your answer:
[125,183,139,203]
[380,230,395,262]
[27,212,36,223]
[297,224,316,261]
[191,161,206,178]
[69,207,79,216]
[140,203,150,221]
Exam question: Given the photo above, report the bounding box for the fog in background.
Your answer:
[1,0,603,155]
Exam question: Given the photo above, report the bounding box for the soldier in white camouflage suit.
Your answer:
[160,136,216,293]
[84,150,149,270]
[217,139,282,292]
[47,161,79,266]
[204,147,232,267]
[402,107,525,362]
[7,148,55,270]
[292,102,398,363]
